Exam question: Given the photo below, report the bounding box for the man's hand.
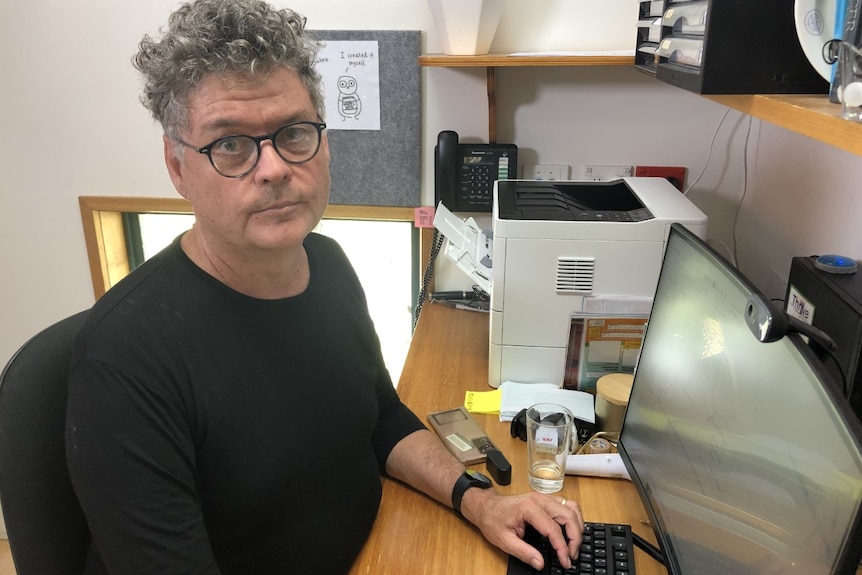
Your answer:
[460,489,584,571]
[385,430,584,571]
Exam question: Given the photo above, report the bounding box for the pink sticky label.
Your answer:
[414,207,435,228]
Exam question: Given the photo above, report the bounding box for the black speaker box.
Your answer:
[786,256,862,421]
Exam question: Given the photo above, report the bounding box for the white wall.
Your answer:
[2,0,861,370]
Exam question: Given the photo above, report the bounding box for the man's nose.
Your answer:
[254,140,293,180]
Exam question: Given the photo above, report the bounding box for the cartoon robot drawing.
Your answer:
[337,75,362,121]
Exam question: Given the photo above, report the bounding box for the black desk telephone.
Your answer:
[434,130,518,213]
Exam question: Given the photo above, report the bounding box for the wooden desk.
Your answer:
[349,302,667,575]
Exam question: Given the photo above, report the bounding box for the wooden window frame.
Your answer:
[79,196,434,300]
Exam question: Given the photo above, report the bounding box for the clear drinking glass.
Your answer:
[839,41,862,122]
[526,403,574,493]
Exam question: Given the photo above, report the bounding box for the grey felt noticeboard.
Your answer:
[313,30,421,208]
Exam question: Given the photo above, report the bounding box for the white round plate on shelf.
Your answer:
[794,0,837,81]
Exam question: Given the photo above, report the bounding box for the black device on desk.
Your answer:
[614,224,862,574]
[508,522,637,575]
[434,130,517,213]
[786,255,862,423]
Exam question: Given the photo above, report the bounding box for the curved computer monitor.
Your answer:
[619,223,862,574]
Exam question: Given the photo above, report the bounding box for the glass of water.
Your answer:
[526,403,574,493]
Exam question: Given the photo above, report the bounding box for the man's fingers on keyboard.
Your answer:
[563,521,583,553]
[542,528,575,569]
[516,544,544,571]
[555,547,574,570]
[550,516,581,558]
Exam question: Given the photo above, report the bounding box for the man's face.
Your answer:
[164,67,330,255]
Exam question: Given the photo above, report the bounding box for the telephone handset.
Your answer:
[434,130,518,213]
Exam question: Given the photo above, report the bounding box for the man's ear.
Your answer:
[163,135,188,199]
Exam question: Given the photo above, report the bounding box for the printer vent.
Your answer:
[556,257,595,293]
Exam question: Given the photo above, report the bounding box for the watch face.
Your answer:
[466,469,492,487]
[453,469,493,516]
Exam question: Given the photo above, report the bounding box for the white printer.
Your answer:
[488,178,707,388]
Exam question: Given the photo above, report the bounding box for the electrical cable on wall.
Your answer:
[683,107,730,196]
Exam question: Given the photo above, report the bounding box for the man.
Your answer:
[65,1,583,573]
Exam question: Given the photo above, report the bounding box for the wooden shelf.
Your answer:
[419,54,862,157]
[704,94,862,157]
[418,53,635,67]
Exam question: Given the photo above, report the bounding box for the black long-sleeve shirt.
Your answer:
[66,232,424,574]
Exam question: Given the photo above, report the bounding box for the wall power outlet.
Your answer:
[523,164,569,181]
[573,164,633,181]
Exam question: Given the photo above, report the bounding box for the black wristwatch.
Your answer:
[451,470,493,517]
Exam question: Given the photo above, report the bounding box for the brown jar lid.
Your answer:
[596,373,634,406]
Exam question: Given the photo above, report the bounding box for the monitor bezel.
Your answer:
[617,222,862,575]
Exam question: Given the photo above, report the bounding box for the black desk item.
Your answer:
[786,254,862,422]
[654,0,828,95]
[507,522,636,575]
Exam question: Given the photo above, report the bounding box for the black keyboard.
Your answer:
[507,522,636,575]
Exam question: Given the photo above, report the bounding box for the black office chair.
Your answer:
[0,310,91,574]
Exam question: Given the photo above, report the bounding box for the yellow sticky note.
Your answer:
[464,388,502,414]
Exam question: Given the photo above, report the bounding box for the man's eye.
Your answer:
[213,137,248,155]
[280,128,306,142]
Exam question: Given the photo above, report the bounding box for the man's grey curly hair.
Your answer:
[134,0,324,140]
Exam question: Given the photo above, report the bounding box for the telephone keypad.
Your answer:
[459,163,495,208]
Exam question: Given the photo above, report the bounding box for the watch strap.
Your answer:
[451,470,491,517]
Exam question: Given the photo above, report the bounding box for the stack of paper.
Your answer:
[498,381,595,424]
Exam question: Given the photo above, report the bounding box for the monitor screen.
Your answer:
[619,223,862,575]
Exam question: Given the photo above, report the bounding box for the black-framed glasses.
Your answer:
[178,121,327,178]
